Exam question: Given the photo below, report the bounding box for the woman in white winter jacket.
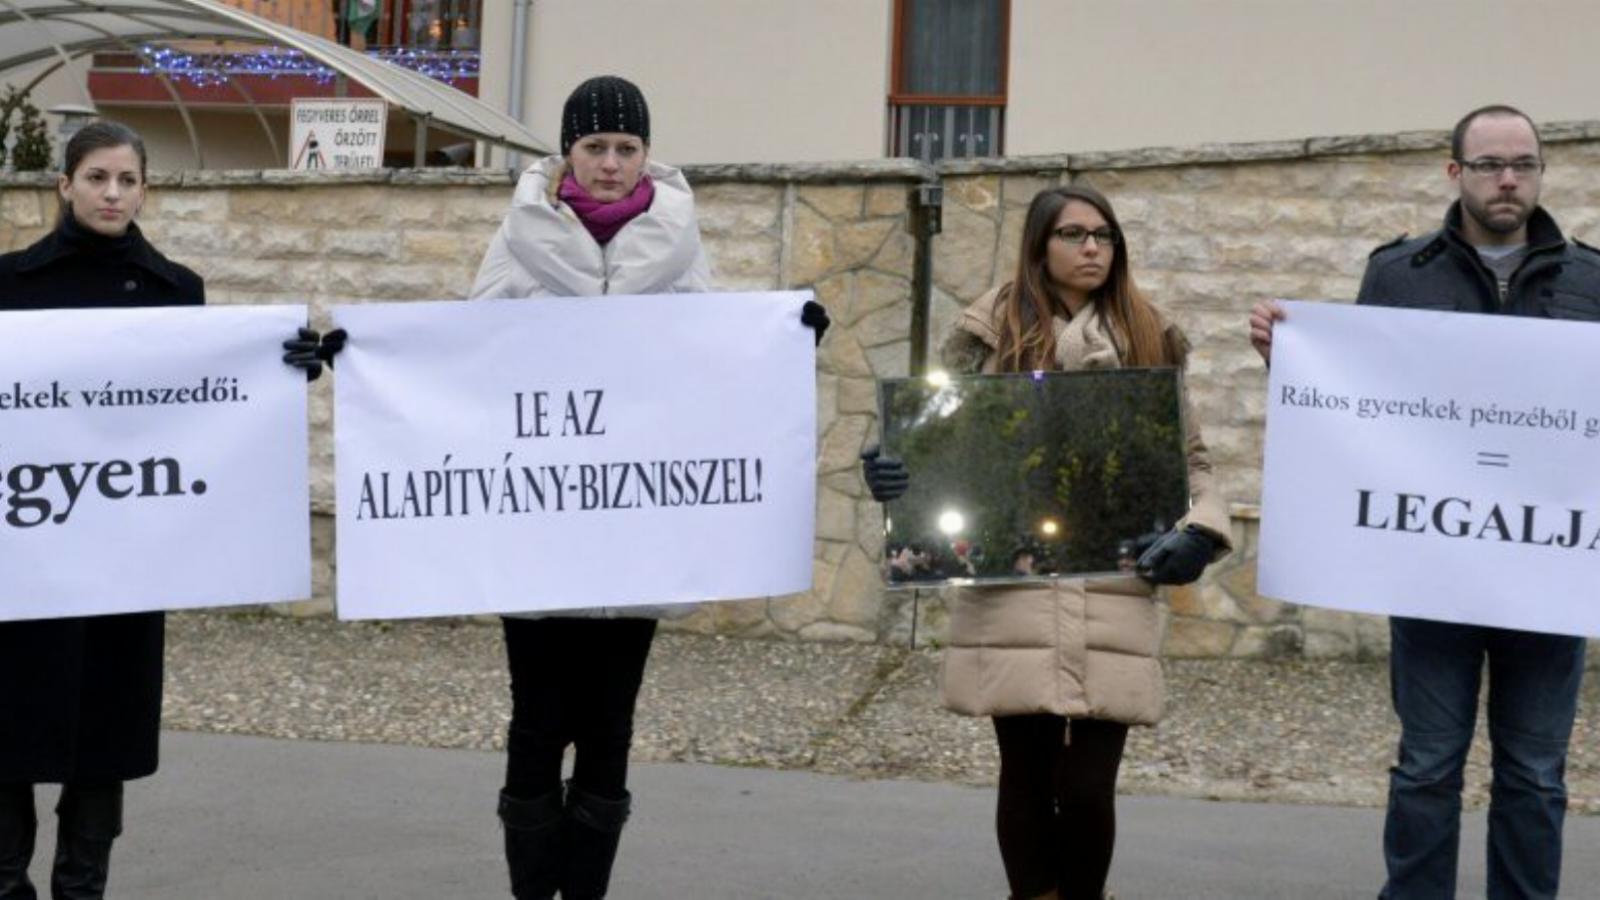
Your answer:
[471,89,710,303]
[470,76,709,900]
[472,74,829,899]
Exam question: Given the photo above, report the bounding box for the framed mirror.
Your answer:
[878,368,1191,586]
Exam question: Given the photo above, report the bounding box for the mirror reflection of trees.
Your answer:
[881,369,1189,584]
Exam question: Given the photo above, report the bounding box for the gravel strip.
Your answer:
[163,612,1600,812]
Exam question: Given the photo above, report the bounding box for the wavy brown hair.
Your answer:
[992,185,1180,372]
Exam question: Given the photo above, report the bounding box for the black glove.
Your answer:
[282,327,323,382]
[1117,530,1162,566]
[1136,524,1219,586]
[859,445,909,503]
[801,300,830,346]
[318,327,347,368]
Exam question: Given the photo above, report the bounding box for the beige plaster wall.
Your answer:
[92,108,285,171]
[479,0,1600,164]
[15,0,1600,172]
[1008,0,1600,155]
[478,0,891,166]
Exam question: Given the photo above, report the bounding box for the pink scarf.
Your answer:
[559,172,655,245]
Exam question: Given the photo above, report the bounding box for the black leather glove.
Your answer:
[1118,530,1161,566]
[318,327,347,368]
[859,445,909,502]
[282,327,323,382]
[1136,524,1219,586]
[801,300,830,346]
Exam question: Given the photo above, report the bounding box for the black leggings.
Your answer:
[501,616,657,803]
[993,715,1129,899]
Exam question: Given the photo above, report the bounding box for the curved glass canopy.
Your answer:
[0,0,548,166]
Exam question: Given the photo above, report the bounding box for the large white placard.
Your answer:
[332,292,818,620]
[1259,300,1600,636]
[0,305,312,622]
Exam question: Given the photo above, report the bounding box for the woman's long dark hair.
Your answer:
[57,120,148,225]
[992,185,1178,371]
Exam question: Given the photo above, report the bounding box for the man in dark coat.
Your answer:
[0,121,201,900]
[1250,104,1597,900]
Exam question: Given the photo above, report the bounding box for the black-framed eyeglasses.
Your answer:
[1457,156,1545,178]
[1051,226,1119,246]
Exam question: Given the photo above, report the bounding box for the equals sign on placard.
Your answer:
[1476,451,1511,468]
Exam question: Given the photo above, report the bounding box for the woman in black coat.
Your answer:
[0,120,323,900]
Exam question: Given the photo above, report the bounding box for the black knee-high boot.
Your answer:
[498,788,564,900]
[0,784,37,900]
[50,783,121,900]
[561,782,631,900]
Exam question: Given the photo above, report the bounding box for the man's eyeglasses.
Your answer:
[1052,226,1119,246]
[1457,157,1544,178]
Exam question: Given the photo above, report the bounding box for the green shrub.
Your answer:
[1,86,54,171]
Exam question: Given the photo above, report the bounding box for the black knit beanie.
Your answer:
[560,76,650,156]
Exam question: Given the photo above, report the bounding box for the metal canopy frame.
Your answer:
[0,0,548,168]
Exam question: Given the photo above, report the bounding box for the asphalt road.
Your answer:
[21,731,1600,899]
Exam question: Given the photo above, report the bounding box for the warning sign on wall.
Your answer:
[289,99,387,170]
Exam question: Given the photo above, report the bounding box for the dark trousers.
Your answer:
[1380,617,1584,900]
[993,715,1128,899]
[501,617,657,802]
[0,781,123,900]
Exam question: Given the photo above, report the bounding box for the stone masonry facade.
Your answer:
[10,123,1600,655]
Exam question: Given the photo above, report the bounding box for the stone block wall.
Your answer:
[0,161,923,644]
[9,123,1599,654]
[919,122,1600,657]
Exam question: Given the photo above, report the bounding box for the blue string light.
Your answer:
[136,45,480,88]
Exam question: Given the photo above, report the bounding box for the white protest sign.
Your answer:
[331,292,818,619]
[1258,300,1600,636]
[290,98,387,170]
[0,305,312,622]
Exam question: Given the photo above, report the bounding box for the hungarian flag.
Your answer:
[345,0,380,33]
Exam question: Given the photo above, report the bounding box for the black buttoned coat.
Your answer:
[0,217,204,783]
[1358,203,1600,321]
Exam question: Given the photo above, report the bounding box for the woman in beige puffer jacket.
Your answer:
[865,185,1230,900]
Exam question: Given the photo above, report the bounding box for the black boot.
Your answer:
[0,784,37,900]
[498,788,564,900]
[50,783,121,900]
[560,783,631,900]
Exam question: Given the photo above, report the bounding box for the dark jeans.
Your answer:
[1380,617,1584,900]
[501,616,657,803]
[993,715,1128,899]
